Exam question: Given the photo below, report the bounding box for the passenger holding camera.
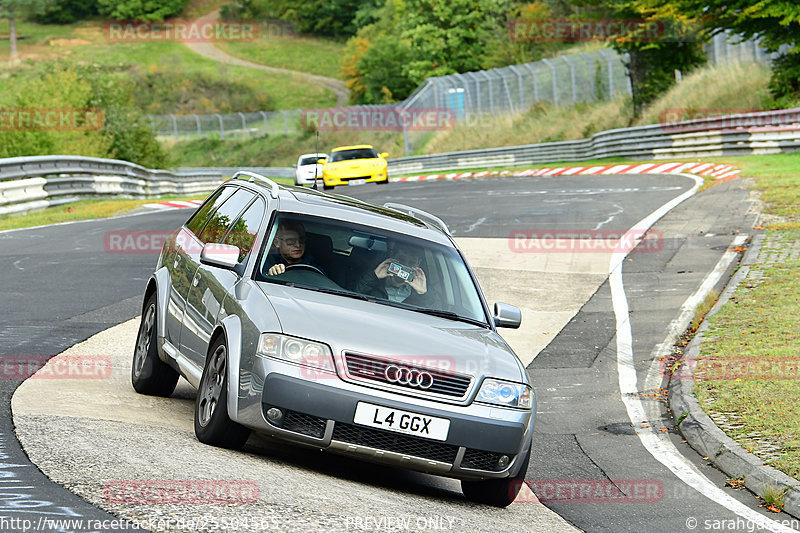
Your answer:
[356,244,430,305]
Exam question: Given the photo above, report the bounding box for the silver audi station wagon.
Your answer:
[132,171,534,506]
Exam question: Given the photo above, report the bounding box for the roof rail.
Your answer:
[232,171,280,199]
[383,202,451,236]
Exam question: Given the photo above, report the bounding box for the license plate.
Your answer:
[353,402,450,441]
[349,179,366,186]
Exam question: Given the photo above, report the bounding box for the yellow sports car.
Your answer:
[321,145,388,190]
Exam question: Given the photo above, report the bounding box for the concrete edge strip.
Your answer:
[668,232,800,519]
[390,162,741,183]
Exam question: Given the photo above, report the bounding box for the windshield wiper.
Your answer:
[311,287,374,302]
[411,308,489,328]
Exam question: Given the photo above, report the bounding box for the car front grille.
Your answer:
[343,175,371,181]
[332,422,459,464]
[461,449,512,472]
[344,353,472,399]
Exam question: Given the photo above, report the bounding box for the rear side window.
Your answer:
[186,187,234,237]
[223,197,266,263]
[199,189,255,244]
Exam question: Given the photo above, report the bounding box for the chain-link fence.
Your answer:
[150,33,780,154]
[148,109,303,139]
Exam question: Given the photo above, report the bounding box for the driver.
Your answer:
[264,220,325,276]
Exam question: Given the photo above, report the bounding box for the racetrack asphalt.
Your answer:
[3,174,797,532]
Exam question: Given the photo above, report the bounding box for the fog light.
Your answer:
[497,455,510,469]
[266,407,284,424]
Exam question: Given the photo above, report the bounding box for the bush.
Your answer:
[96,0,188,22]
[128,66,274,114]
[33,0,99,24]
[0,67,112,159]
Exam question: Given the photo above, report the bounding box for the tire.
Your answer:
[194,336,251,449]
[461,440,531,507]
[377,178,389,185]
[323,184,334,191]
[131,293,179,396]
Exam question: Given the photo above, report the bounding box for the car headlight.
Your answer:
[257,333,334,372]
[475,378,532,409]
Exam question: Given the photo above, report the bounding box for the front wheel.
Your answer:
[194,336,251,449]
[323,184,334,191]
[461,440,531,507]
[377,178,389,185]
[131,293,179,396]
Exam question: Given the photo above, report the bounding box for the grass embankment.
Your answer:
[219,31,346,80]
[167,129,407,167]
[690,152,800,480]
[0,19,337,111]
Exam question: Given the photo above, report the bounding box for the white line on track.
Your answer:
[609,174,796,532]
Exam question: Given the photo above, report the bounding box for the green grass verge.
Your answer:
[689,152,800,479]
[218,33,346,80]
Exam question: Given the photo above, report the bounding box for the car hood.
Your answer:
[325,159,383,171]
[255,281,525,383]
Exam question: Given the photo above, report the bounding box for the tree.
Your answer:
[574,0,707,117]
[0,0,55,58]
[658,0,800,101]
[400,0,507,82]
[96,0,188,22]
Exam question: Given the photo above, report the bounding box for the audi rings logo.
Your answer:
[384,365,434,389]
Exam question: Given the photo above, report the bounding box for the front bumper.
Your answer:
[235,363,533,480]
[322,172,387,186]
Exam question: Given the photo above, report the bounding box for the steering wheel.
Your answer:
[284,263,325,276]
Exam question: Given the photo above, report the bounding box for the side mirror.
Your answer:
[318,158,328,165]
[493,302,521,329]
[200,243,240,270]
[380,152,388,158]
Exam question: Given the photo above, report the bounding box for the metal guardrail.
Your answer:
[2,108,799,215]
[0,156,224,216]
[386,108,800,175]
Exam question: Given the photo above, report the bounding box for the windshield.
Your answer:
[255,213,488,325]
[329,148,378,162]
[300,156,324,166]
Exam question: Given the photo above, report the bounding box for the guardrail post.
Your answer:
[259,111,269,136]
[541,59,558,107]
[508,66,525,111]
[170,114,178,138]
[215,113,225,140]
[598,50,614,99]
[562,56,577,104]
[193,114,202,136]
[237,112,247,137]
[481,71,494,114]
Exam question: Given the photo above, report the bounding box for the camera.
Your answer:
[387,262,415,282]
